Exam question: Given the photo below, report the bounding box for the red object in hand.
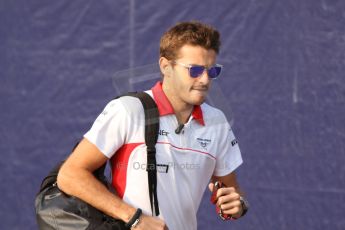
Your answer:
[210,181,234,221]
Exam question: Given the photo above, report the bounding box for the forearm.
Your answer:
[57,165,136,223]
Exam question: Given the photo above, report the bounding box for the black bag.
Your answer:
[35,92,160,230]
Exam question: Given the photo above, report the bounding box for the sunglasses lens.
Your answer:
[187,64,222,79]
[208,66,222,79]
[189,66,205,78]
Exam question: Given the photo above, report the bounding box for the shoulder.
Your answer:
[200,103,228,126]
[116,95,145,115]
[105,95,146,113]
[95,95,146,123]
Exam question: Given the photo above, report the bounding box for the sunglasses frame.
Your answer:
[171,61,223,79]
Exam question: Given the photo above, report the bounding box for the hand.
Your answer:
[135,214,168,230]
[208,182,243,218]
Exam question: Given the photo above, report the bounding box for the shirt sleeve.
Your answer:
[213,122,243,177]
[84,99,129,158]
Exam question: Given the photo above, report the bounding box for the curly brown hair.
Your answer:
[160,21,221,60]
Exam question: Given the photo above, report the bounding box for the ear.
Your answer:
[159,57,171,76]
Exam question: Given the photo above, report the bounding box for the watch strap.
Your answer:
[125,208,142,228]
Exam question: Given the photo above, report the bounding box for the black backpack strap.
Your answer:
[124,92,160,216]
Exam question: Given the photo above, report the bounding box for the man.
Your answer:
[57,21,248,230]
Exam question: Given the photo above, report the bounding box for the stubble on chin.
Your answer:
[188,88,208,105]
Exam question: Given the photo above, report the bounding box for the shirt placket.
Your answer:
[180,117,194,148]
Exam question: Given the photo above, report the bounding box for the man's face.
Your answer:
[166,45,217,106]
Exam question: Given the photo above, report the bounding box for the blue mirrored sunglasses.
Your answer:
[172,61,223,79]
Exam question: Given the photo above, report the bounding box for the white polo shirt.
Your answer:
[84,82,243,230]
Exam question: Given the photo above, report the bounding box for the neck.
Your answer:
[162,83,193,124]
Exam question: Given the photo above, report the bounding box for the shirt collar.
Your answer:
[151,82,205,126]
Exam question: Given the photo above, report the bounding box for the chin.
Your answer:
[184,91,208,105]
[189,96,206,105]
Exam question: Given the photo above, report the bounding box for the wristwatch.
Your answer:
[125,208,142,228]
[229,196,249,220]
[239,196,249,217]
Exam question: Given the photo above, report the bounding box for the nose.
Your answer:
[198,69,210,85]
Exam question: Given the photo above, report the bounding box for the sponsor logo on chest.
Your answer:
[196,138,212,150]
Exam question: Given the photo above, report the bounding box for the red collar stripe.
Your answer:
[151,82,205,126]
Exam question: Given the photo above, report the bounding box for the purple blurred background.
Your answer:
[1,0,344,229]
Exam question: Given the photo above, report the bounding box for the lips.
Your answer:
[191,86,209,91]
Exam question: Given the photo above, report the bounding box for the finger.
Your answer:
[219,200,242,211]
[208,182,215,192]
[216,187,236,199]
[216,192,240,207]
[221,205,242,215]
